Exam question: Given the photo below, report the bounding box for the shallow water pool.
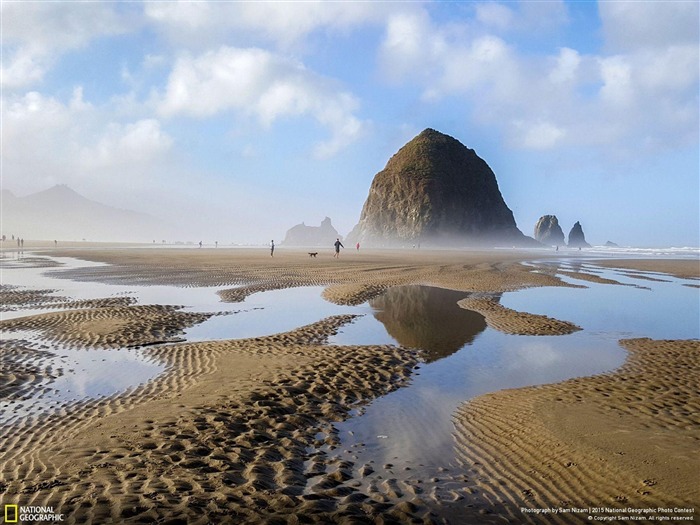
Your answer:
[332,261,699,477]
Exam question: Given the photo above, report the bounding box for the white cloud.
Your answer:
[513,120,566,150]
[2,90,173,197]
[381,11,521,105]
[474,0,568,35]
[548,48,581,84]
[156,46,366,157]
[0,2,132,88]
[635,45,699,93]
[143,1,395,48]
[378,5,698,155]
[598,55,633,106]
[599,0,699,52]
[0,46,46,89]
[475,3,514,31]
[80,119,173,169]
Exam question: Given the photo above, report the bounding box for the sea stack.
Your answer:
[534,215,565,246]
[282,217,341,246]
[347,129,532,247]
[568,221,591,248]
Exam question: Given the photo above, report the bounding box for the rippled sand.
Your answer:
[1,247,697,523]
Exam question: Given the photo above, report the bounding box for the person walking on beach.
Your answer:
[270,240,275,257]
[356,242,360,251]
[334,238,344,258]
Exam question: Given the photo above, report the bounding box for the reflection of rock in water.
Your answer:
[370,286,490,361]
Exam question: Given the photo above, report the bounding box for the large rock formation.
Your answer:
[282,217,341,247]
[568,221,591,248]
[534,215,565,246]
[347,129,533,247]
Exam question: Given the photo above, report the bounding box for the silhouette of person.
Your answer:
[356,242,360,251]
[334,238,344,258]
[270,240,275,257]
[199,241,202,248]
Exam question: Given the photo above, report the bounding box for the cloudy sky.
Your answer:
[2,1,698,247]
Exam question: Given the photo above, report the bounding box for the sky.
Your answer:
[1,0,698,247]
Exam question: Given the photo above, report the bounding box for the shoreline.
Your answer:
[1,249,697,523]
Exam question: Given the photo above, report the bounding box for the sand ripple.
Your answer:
[1,305,212,348]
[457,296,581,336]
[453,338,700,523]
[0,314,436,523]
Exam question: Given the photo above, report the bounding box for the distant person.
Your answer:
[54,240,57,247]
[215,241,218,248]
[334,238,344,258]
[356,242,360,251]
[270,240,275,257]
[17,238,20,247]
[199,241,202,248]
[555,245,559,252]
[21,238,24,248]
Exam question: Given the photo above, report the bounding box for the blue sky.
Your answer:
[2,1,698,247]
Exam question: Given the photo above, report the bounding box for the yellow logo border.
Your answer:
[4,504,19,523]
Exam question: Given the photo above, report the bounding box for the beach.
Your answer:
[1,246,698,524]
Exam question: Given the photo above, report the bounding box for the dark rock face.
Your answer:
[347,129,533,247]
[534,215,565,246]
[568,221,591,248]
[282,217,341,246]
[605,240,619,247]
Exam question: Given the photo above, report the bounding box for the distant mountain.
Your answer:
[346,129,537,248]
[1,185,169,242]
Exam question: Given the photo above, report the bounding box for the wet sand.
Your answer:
[1,247,698,523]
[456,296,581,336]
[453,338,699,523]
[594,258,700,280]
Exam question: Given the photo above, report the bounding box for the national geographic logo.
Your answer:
[4,505,18,523]
[3,505,64,523]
